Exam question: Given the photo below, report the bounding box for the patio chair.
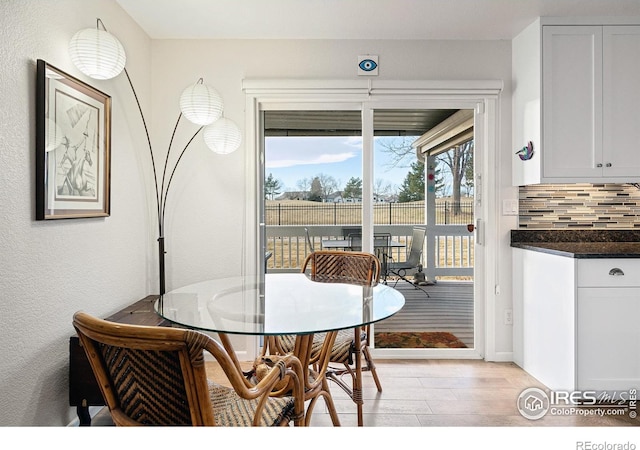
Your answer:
[374,232,391,282]
[73,311,304,426]
[304,227,314,254]
[347,232,362,251]
[387,226,430,297]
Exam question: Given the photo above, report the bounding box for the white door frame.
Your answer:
[243,79,502,360]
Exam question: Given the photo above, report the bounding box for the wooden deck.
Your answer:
[374,280,474,348]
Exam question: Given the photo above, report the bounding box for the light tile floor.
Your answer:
[306,359,639,427]
[93,358,638,429]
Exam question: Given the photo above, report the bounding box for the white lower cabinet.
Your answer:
[514,250,640,394]
[513,248,576,391]
[577,260,640,394]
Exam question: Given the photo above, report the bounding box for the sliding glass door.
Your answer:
[261,107,363,272]
[371,108,476,351]
[247,83,492,360]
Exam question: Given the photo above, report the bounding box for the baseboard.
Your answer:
[485,351,514,362]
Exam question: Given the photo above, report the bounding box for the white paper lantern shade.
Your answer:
[204,118,242,154]
[179,83,224,126]
[69,28,126,80]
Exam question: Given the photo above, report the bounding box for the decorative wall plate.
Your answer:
[515,141,534,161]
[357,55,378,76]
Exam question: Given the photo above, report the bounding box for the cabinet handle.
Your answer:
[608,268,624,276]
[596,163,603,168]
[605,163,612,167]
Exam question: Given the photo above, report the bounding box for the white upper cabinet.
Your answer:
[602,26,640,178]
[512,19,640,185]
[542,26,602,179]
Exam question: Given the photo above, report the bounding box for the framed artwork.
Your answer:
[35,59,111,220]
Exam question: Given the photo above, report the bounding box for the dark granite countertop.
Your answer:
[510,230,640,258]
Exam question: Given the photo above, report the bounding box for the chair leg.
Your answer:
[323,332,383,426]
[305,381,341,427]
[322,378,342,426]
[353,327,365,426]
[362,345,382,392]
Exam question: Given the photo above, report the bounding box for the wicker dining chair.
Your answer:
[304,250,383,388]
[268,250,382,424]
[259,330,341,426]
[73,311,305,426]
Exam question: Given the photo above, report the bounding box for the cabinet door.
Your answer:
[543,26,602,178]
[577,287,640,393]
[519,249,577,391]
[603,26,640,178]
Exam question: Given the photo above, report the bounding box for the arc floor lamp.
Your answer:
[69,19,242,294]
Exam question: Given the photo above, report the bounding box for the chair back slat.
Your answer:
[74,311,302,427]
[99,345,192,425]
[302,250,380,286]
[73,312,215,426]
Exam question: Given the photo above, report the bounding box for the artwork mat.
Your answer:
[36,59,111,220]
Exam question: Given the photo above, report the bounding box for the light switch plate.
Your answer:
[503,199,519,216]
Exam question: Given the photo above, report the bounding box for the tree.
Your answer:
[309,177,323,202]
[264,173,283,200]
[377,136,418,169]
[463,147,474,196]
[398,161,425,202]
[379,135,473,206]
[315,173,338,202]
[343,177,362,201]
[436,140,473,213]
[373,178,392,201]
[296,177,311,200]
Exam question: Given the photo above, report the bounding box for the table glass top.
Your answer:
[155,273,405,336]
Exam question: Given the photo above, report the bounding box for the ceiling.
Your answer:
[264,109,459,136]
[114,0,640,139]
[116,0,640,40]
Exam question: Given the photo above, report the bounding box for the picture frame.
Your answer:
[35,59,111,220]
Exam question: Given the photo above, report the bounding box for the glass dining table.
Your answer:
[154,272,405,426]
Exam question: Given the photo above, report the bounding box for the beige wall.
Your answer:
[149,38,516,360]
[0,0,515,426]
[0,0,152,426]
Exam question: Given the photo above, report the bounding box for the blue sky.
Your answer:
[264,136,418,193]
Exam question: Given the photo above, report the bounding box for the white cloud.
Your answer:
[265,136,361,168]
[267,151,357,168]
[344,136,363,147]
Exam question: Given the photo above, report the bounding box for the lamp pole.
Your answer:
[91,20,206,295]
[70,19,238,296]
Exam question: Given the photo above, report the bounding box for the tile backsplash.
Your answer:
[518,183,640,229]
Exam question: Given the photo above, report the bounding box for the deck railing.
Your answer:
[265,224,474,280]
